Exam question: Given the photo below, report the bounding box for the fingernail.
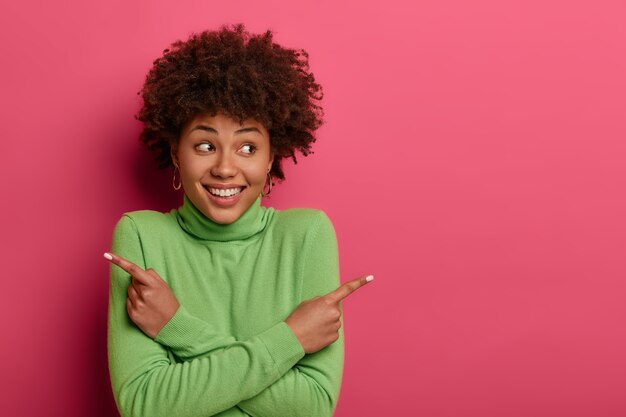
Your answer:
[103,252,113,260]
[365,275,374,282]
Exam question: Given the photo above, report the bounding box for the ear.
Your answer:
[267,151,275,173]
[170,145,179,168]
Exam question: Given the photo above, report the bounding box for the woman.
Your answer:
[103,24,372,417]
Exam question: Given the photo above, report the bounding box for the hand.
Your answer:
[285,275,373,354]
[104,252,180,339]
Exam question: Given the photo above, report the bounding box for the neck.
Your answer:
[174,194,271,241]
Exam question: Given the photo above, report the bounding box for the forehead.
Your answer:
[183,112,267,135]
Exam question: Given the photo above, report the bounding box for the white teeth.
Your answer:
[207,187,243,197]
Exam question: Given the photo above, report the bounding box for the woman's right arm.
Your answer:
[107,215,305,417]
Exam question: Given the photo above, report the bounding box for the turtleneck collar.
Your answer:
[173,193,272,241]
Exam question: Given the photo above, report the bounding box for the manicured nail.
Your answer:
[365,275,374,282]
[103,252,113,260]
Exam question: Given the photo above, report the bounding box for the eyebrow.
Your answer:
[190,125,262,135]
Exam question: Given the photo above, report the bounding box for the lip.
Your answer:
[203,184,246,207]
[205,183,246,189]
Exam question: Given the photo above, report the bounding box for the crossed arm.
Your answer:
[106,214,349,417]
[152,303,344,417]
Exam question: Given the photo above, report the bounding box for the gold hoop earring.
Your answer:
[172,164,182,190]
[261,171,272,197]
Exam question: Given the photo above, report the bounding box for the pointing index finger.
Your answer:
[104,252,152,285]
[325,275,374,303]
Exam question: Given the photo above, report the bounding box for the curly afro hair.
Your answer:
[136,23,324,182]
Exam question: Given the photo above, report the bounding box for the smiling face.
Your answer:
[171,113,274,224]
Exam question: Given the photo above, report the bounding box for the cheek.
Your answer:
[244,158,271,185]
[250,167,268,185]
[178,156,204,180]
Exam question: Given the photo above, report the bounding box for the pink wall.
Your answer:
[2,0,625,416]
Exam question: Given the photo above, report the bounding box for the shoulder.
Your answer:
[112,209,177,239]
[271,207,337,243]
[120,209,171,224]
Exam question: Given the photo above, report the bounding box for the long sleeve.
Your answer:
[154,212,344,416]
[237,212,344,417]
[154,303,238,361]
[107,215,305,417]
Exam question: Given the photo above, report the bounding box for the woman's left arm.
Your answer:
[236,211,344,417]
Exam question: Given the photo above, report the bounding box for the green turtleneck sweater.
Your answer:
[107,195,343,417]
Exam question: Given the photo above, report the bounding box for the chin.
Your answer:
[211,211,240,225]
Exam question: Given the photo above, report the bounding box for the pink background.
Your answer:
[1,0,625,416]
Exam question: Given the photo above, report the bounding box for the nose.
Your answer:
[210,151,238,179]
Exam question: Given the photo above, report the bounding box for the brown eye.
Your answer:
[240,144,256,154]
[196,143,214,152]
